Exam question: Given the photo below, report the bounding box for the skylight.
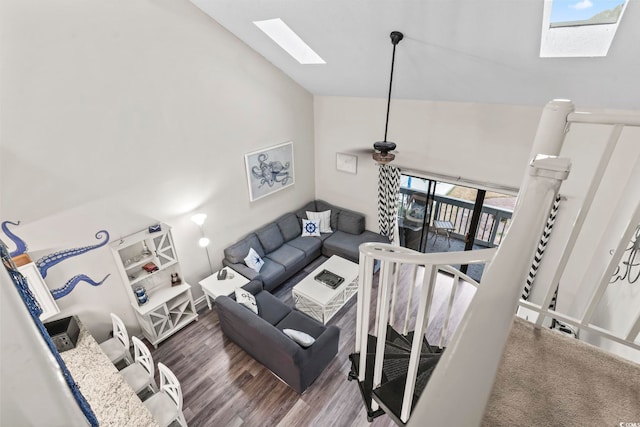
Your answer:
[540,0,629,57]
[550,0,625,27]
[253,18,326,65]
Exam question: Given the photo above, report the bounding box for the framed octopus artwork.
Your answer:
[244,141,295,201]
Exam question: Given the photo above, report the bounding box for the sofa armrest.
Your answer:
[223,260,260,282]
[241,280,264,296]
[305,325,340,360]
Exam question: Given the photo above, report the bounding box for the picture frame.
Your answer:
[244,141,295,201]
[336,152,357,174]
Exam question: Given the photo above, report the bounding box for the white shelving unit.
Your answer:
[110,224,197,348]
[17,261,60,322]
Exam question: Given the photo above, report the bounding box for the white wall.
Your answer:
[0,0,315,340]
[313,96,542,229]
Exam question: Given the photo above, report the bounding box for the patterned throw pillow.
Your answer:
[283,328,315,347]
[244,247,264,273]
[301,219,321,237]
[235,288,258,314]
[306,210,332,233]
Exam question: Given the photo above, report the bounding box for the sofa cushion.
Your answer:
[307,210,332,233]
[266,244,306,272]
[286,236,322,258]
[256,223,285,253]
[224,234,265,264]
[258,259,287,291]
[277,310,327,339]
[323,230,389,262]
[255,291,291,325]
[244,247,265,273]
[235,288,258,314]
[301,219,321,237]
[337,210,365,235]
[315,200,340,230]
[295,201,317,225]
[276,213,301,242]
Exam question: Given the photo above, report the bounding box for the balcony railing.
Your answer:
[398,188,513,248]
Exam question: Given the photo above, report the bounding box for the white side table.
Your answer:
[198,267,249,310]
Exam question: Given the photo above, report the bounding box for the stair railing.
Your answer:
[356,244,497,419]
[356,156,571,424]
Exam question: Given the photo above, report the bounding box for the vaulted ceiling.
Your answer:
[192,0,640,110]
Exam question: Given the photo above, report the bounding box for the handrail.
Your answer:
[404,157,570,426]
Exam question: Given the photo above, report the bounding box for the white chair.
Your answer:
[99,313,133,366]
[144,363,188,427]
[120,336,158,397]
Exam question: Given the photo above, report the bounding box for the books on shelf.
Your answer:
[142,262,158,273]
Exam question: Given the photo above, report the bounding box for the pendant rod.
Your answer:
[383,43,397,142]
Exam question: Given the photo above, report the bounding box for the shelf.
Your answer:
[133,283,191,315]
[127,260,177,286]
[112,224,197,348]
[124,254,155,271]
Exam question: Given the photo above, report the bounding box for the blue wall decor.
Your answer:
[1,220,28,257]
[0,224,112,300]
[50,274,112,300]
[36,230,110,279]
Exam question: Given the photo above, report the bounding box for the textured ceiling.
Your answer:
[191,0,640,110]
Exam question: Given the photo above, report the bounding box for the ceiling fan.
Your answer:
[372,30,404,165]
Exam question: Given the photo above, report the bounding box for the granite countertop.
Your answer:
[61,323,159,427]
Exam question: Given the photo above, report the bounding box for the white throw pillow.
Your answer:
[301,219,321,237]
[244,247,264,273]
[283,328,315,348]
[235,288,258,314]
[306,210,332,233]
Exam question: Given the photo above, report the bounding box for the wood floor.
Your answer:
[148,257,476,427]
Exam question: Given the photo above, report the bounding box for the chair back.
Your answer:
[157,363,183,412]
[131,336,154,377]
[110,313,129,349]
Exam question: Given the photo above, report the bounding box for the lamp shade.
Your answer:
[191,213,207,226]
[198,237,210,248]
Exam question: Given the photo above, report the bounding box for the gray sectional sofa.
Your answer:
[216,280,340,393]
[222,200,390,291]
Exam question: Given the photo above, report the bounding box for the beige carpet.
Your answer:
[482,317,640,427]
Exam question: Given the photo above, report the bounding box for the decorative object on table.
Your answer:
[134,286,148,305]
[171,273,182,286]
[148,224,162,233]
[372,31,404,165]
[336,153,358,174]
[191,212,214,275]
[142,262,158,273]
[244,141,294,201]
[314,269,345,289]
[44,315,81,352]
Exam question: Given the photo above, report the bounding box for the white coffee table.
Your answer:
[292,255,359,324]
[198,267,249,310]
